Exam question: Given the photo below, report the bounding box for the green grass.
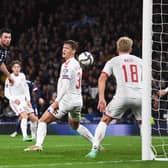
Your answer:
[0,135,167,168]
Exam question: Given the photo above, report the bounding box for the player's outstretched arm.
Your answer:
[152,92,158,110]
[97,73,108,112]
[0,63,14,84]
[97,99,106,113]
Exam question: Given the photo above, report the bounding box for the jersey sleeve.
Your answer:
[0,50,4,65]
[55,65,71,102]
[22,74,31,101]
[0,48,8,65]
[61,66,72,80]
[102,60,113,76]
[4,79,15,101]
[0,57,4,65]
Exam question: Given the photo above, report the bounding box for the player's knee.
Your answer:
[38,111,54,123]
[20,112,28,119]
[29,113,38,122]
[38,117,50,123]
[101,115,112,124]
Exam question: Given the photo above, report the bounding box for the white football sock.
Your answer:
[77,124,94,143]
[35,122,47,147]
[21,118,28,138]
[92,121,107,150]
[30,121,37,139]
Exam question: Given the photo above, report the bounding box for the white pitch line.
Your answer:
[0,144,111,149]
[0,160,144,168]
[53,143,111,147]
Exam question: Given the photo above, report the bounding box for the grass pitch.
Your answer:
[0,135,167,168]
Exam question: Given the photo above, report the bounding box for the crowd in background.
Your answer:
[0,0,144,123]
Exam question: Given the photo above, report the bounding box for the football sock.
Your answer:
[21,118,28,138]
[92,121,107,150]
[77,124,94,143]
[30,121,37,139]
[35,122,47,147]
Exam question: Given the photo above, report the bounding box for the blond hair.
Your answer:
[116,36,133,53]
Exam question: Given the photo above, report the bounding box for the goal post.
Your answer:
[142,0,168,161]
[142,0,153,160]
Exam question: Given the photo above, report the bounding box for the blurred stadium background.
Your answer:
[1,0,168,167]
[1,0,143,135]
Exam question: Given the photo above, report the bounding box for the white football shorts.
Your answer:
[105,96,141,120]
[48,101,81,122]
[10,100,34,116]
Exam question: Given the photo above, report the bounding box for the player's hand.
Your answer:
[14,99,20,105]
[51,101,59,110]
[8,75,14,85]
[38,98,45,106]
[152,93,158,110]
[97,98,106,112]
[158,90,167,97]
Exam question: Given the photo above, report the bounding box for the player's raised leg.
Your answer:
[77,124,94,143]
[24,106,56,151]
[68,112,95,146]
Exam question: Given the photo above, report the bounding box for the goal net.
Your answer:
[142,0,168,160]
[151,0,168,160]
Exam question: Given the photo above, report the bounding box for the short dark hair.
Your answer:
[64,40,78,50]
[0,28,12,37]
[11,60,22,68]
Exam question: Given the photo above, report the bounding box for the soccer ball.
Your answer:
[78,51,94,66]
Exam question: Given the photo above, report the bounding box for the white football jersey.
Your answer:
[57,57,83,106]
[102,54,142,98]
[5,72,30,101]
